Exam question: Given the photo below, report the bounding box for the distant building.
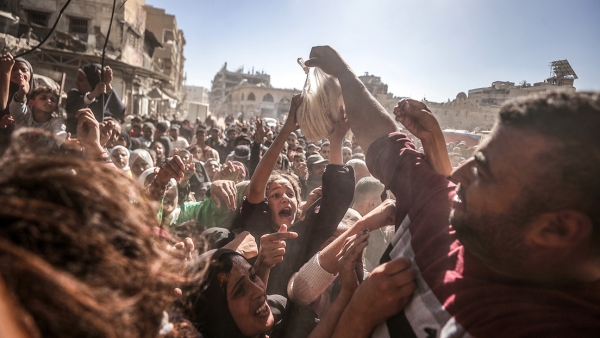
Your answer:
[144,5,185,94]
[227,82,300,119]
[184,85,209,104]
[184,85,210,123]
[210,64,271,115]
[427,60,578,131]
[358,72,405,113]
[209,64,300,118]
[3,0,186,119]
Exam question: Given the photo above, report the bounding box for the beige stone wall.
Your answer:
[228,85,301,119]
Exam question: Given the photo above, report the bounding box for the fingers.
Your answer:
[339,231,369,262]
[75,108,95,120]
[211,180,237,210]
[262,231,299,241]
[376,257,413,276]
[184,237,194,254]
[304,58,320,68]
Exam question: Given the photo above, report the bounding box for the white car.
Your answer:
[263,117,278,128]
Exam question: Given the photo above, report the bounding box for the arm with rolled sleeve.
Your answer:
[288,252,337,312]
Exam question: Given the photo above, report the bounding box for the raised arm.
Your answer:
[0,54,14,111]
[318,199,395,275]
[305,46,397,154]
[328,117,349,165]
[247,94,303,204]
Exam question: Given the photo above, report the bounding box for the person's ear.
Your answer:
[528,210,593,249]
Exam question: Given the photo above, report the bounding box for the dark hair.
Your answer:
[183,249,248,338]
[498,91,600,249]
[0,151,197,337]
[157,122,169,133]
[267,171,302,219]
[29,86,59,101]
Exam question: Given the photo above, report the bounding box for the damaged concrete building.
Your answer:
[0,0,186,119]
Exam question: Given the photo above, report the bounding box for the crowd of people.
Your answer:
[0,46,598,338]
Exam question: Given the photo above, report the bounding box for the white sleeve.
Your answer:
[83,92,96,105]
[9,95,28,122]
[287,252,337,306]
[51,117,68,145]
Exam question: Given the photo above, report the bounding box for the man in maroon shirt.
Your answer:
[305,46,600,338]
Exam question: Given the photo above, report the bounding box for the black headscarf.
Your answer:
[185,249,249,338]
[80,63,102,91]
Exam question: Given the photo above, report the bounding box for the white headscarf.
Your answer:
[109,145,130,171]
[129,148,154,169]
[138,167,157,187]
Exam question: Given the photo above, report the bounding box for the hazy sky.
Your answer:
[146,0,600,102]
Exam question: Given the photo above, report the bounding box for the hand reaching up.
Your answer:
[393,99,439,141]
[0,53,14,74]
[210,179,237,210]
[345,257,416,331]
[304,45,352,78]
[361,199,396,231]
[76,109,103,158]
[337,231,369,295]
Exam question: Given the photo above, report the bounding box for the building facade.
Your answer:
[3,0,185,120]
[210,64,271,116]
[226,83,300,119]
[427,68,577,131]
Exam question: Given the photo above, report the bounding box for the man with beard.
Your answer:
[305,46,600,338]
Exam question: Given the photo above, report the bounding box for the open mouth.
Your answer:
[279,207,292,218]
[254,302,270,317]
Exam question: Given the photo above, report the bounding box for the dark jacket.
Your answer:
[238,164,355,297]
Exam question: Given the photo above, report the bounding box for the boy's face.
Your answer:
[30,92,58,114]
[11,62,30,84]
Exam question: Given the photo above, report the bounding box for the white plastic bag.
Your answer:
[296,58,345,141]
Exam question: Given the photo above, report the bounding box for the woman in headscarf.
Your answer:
[0,55,34,155]
[65,63,125,134]
[183,249,285,338]
[129,148,154,179]
[110,145,131,175]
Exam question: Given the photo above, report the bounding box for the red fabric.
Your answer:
[366,131,600,337]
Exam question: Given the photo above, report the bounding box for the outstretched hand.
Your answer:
[76,108,103,158]
[173,237,195,261]
[0,53,14,73]
[304,45,351,78]
[393,99,440,140]
[283,94,303,132]
[254,119,266,144]
[346,257,416,330]
[329,114,350,142]
[210,179,237,210]
[155,155,186,186]
[361,199,396,232]
[99,119,116,147]
[256,225,299,270]
[337,231,369,295]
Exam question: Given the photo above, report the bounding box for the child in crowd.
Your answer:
[239,94,355,298]
[0,54,35,153]
[9,85,66,144]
